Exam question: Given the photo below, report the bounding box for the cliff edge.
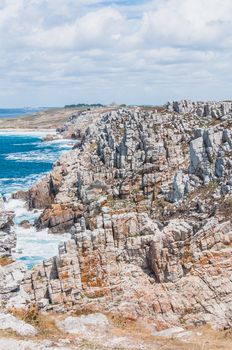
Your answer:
[20,102,232,331]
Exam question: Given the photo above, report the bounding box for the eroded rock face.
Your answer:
[36,203,84,233]
[0,261,28,308]
[22,104,232,330]
[0,196,28,307]
[0,211,14,233]
[28,170,63,210]
[168,100,232,119]
[22,213,232,330]
[0,197,16,258]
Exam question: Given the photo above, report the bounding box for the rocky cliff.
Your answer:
[0,195,27,308]
[0,195,15,259]
[22,104,232,330]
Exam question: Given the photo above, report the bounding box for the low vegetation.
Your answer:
[0,256,13,266]
[9,305,60,339]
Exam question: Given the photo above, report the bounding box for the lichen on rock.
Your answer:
[20,103,232,330]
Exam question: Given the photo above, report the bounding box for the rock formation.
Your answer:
[0,195,15,258]
[167,100,232,119]
[0,195,28,308]
[19,104,232,330]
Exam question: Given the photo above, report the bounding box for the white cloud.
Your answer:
[0,0,232,106]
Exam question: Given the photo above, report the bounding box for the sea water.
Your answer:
[0,133,75,269]
[0,107,45,119]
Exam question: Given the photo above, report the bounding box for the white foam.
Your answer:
[0,173,48,196]
[6,198,70,268]
[5,198,28,214]
[43,138,75,145]
[12,142,40,146]
[5,198,40,223]
[13,226,70,263]
[1,134,73,268]
[4,140,74,163]
[5,145,70,161]
[42,139,76,150]
[5,151,62,162]
[0,129,56,137]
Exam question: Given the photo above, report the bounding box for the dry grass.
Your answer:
[0,108,75,130]
[0,256,13,266]
[4,308,232,350]
[152,326,232,350]
[107,314,232,350]
[9,305,60,339]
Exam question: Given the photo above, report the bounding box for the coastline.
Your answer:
[0,126,72,268]
[0,107,83,131]
[0,128,57,136]
[0,105,232,349]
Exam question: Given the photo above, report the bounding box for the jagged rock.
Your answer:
[36,203,83,233]
[19,105,232,330]
[19,220,31,229]
[0,262,28,308]
[28,174,54,209]
[169,100,232,118]
[168,171,190,202]
[0,195,5,211]
[0,212,14,232]
[196,200,205,213]
[0,210,15,258]
[28,168,63,209]
[12,190,29,201]
[0,230,16,258]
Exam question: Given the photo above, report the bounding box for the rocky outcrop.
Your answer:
[36,203,84,233]
[0,196,29,308]
[28,169,63,210]
[12,190,29,201]
[22,212,232,330]
[21,105,232,330]
[0,196,16,258]
[168,100,232,119]
[0,263,28,311]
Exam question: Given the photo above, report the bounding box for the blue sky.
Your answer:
[0,0,232,107]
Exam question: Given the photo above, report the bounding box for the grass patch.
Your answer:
[9,305,60,339]
[0,256,13,266]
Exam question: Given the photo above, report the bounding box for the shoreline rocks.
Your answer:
[0,197,16,259]
[6,102,232,330]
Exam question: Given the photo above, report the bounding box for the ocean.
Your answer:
[0,133,73,195]
[0,107,45,119]
[0,132,75,269]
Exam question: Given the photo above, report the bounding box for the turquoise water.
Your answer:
[0,134,73,195]
[0,133,74,269]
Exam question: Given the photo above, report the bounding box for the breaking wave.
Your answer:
[0,133,73,268]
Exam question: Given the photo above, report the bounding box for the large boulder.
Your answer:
[0,210,15,258]
[36,203,83,233]
[28,170,63,209]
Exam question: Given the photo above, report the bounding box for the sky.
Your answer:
[1,0,232,107]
